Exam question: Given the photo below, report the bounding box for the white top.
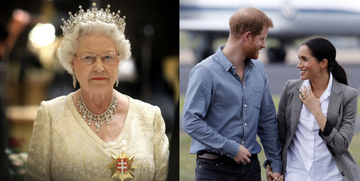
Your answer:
[25,93,169,181]
[285,73,343,181]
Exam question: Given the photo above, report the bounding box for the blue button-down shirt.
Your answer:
[182,46,282,173]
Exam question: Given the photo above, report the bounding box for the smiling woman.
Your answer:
[24,3,169,181]
[266,37,360,181]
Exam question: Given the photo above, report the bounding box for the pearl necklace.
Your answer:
[77,93,118,132]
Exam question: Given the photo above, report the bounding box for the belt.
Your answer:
[197,152,258,164]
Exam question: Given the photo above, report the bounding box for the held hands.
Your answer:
[299,86,321,114]
[266,165,283,181]
[267,172,283,181]
[234,145,251,164]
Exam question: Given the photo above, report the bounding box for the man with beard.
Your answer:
[182,7,283,181]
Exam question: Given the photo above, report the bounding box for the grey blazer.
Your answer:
[278,79,360,181]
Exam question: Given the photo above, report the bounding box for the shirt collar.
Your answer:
[321,73,333,102]
[301,73,333,103]
[215,45,255,72]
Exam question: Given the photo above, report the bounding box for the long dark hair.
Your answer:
[302,37,348,85]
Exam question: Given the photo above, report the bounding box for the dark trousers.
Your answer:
[195,157,261,181]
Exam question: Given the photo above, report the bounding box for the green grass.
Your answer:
[180,133,197,181]
[179,95,360,181]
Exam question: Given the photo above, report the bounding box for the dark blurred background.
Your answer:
[0,0,179,180]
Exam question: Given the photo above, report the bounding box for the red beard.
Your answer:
[243,40,259,59]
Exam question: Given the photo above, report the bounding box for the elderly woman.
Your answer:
[25,3,169,181]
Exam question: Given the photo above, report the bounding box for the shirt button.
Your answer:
[244,104,247,107]
[227,154,229,157]
[245,123,247,126]
[232,66,235,69]
[232,72,235,75]
[243,85,245,88]
[242,141,244,144]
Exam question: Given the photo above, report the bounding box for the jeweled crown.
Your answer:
[60,2,126,36]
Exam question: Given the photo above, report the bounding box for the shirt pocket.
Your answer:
[252,86,263,110]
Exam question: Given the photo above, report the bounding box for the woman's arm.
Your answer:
[25,101,52,181]
[153,107,169,181]
[320,88,358,154]
[300,85,358,154]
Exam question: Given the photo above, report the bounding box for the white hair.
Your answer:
[57,21,131,75]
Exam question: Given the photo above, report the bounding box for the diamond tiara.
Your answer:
[60,2,126,36]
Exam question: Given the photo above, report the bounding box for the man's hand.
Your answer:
[266,165,283,181]
[233,145,251,164]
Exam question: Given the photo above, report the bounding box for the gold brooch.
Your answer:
[107,152,138,181]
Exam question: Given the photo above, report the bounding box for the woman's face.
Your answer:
[297,45,324,80]
[71,35,119,93]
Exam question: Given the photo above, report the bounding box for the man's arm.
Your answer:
[257,75,282,174]
[182,65,240,158]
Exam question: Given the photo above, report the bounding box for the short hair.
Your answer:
[229,7,273,39]
[57,21,131,75]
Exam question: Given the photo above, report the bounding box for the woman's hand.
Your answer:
[299,85,327,131]
[266,165,283,181]
[299,85,321,114]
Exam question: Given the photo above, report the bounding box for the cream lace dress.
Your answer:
[25,93,169,181]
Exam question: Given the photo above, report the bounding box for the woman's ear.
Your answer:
[71,59,75,70]
[321,59,328,69]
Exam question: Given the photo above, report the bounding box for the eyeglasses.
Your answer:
[74,52,119,65]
